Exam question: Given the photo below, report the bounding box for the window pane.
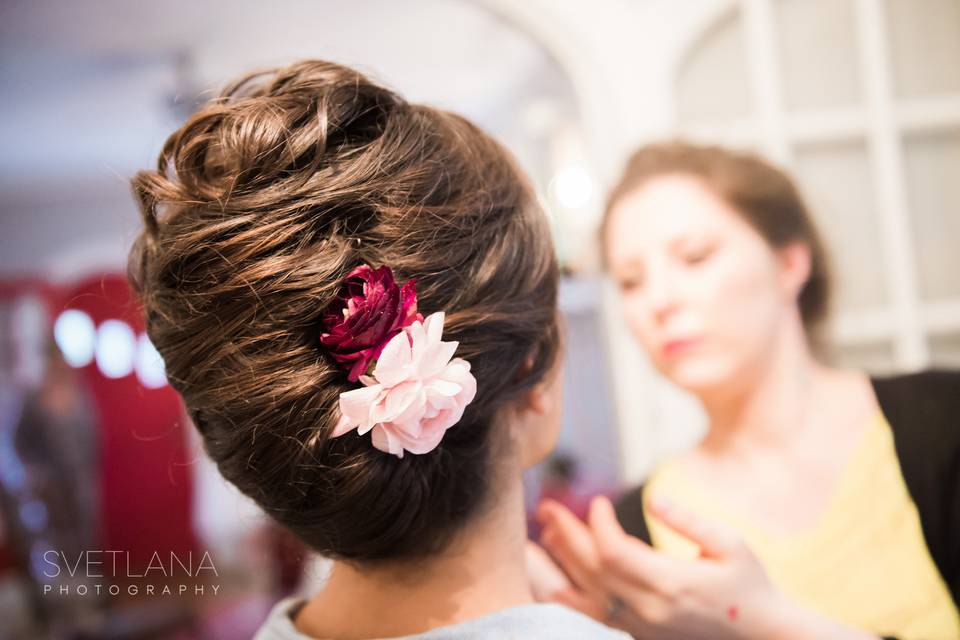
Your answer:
[903,129,960,300]
[558,282,619,486]
[929,333,960,367]
[794,141,889,311]
[775,0,862,111]
[828,340,897,374]
[887,0,960,98]
[677,9,752,124]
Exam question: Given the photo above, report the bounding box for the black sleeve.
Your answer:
[613,483,652,544]
[872,369,960,612]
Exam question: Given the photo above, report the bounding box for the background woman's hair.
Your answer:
[128,60,559,563]
[601,141,832,342]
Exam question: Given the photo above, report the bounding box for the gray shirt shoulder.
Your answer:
[254,597,632,640]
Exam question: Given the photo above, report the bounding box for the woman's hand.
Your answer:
[527,536,651,631]
[525,539,608,620]
[534,496,880,640]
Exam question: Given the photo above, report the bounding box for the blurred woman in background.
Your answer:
[533,142,960,640]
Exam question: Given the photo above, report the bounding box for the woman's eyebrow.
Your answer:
[668,232,714,250]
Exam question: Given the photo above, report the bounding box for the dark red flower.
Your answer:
[320,265,422,381]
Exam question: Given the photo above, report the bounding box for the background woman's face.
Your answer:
[606,174,792,393]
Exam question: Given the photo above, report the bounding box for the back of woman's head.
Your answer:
[128,60,560,563]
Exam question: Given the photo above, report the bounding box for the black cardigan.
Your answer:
[614,370,960,637]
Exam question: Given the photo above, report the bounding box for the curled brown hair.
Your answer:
[128,60,559,562]
[602,141,832,337]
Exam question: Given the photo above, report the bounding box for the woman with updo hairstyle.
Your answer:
[530,142,960,639]
[129,60,629,639]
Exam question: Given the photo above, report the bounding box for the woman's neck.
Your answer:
[696,315,834,457]
[293,476,533,639]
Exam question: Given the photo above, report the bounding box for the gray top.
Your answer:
[253,597,632,640]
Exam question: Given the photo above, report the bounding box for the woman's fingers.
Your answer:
[525,540,572,601]
[645,495,742,559]
[537,500,607,596]
[552,585,610,622]
[588,495,686,591]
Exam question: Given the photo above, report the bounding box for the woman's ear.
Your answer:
[511,359,565,469]
[524,373,557,416]
[777,241,812,301]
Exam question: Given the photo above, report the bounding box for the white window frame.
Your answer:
[679,0,960,370]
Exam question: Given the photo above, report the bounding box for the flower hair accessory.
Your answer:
[320,265,477,457]
[320,265,422,382]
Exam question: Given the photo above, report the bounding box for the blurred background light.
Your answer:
[95,319,135,379]
[53,308,96,368]
[550,164,595,210]
[18,500,48,533]
[135,333,167,389]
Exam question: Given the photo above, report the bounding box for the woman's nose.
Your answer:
[646,269,680,320]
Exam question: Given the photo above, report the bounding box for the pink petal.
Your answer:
[373,330,413,387]
[425,393,457,411]
[371,381,422,424]
[428,378,462,397]
[383,391,427,439]
[331,410,356,438]
[338,384,384,433]
[419,340,458,380]
[438,359,477,404]
[420,404,467,436]
[405,319,428,367]
[423,311,445,344]
[384,421,446,456]
[371,424,405,458]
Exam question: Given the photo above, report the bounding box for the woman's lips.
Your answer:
[661,337,701,358]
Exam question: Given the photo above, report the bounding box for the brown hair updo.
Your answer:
[602,141,832,339]
[128,60,559,563]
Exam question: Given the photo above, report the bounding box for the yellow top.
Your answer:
[642,411,960,640]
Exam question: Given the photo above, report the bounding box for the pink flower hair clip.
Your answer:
[320,265,477,458]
